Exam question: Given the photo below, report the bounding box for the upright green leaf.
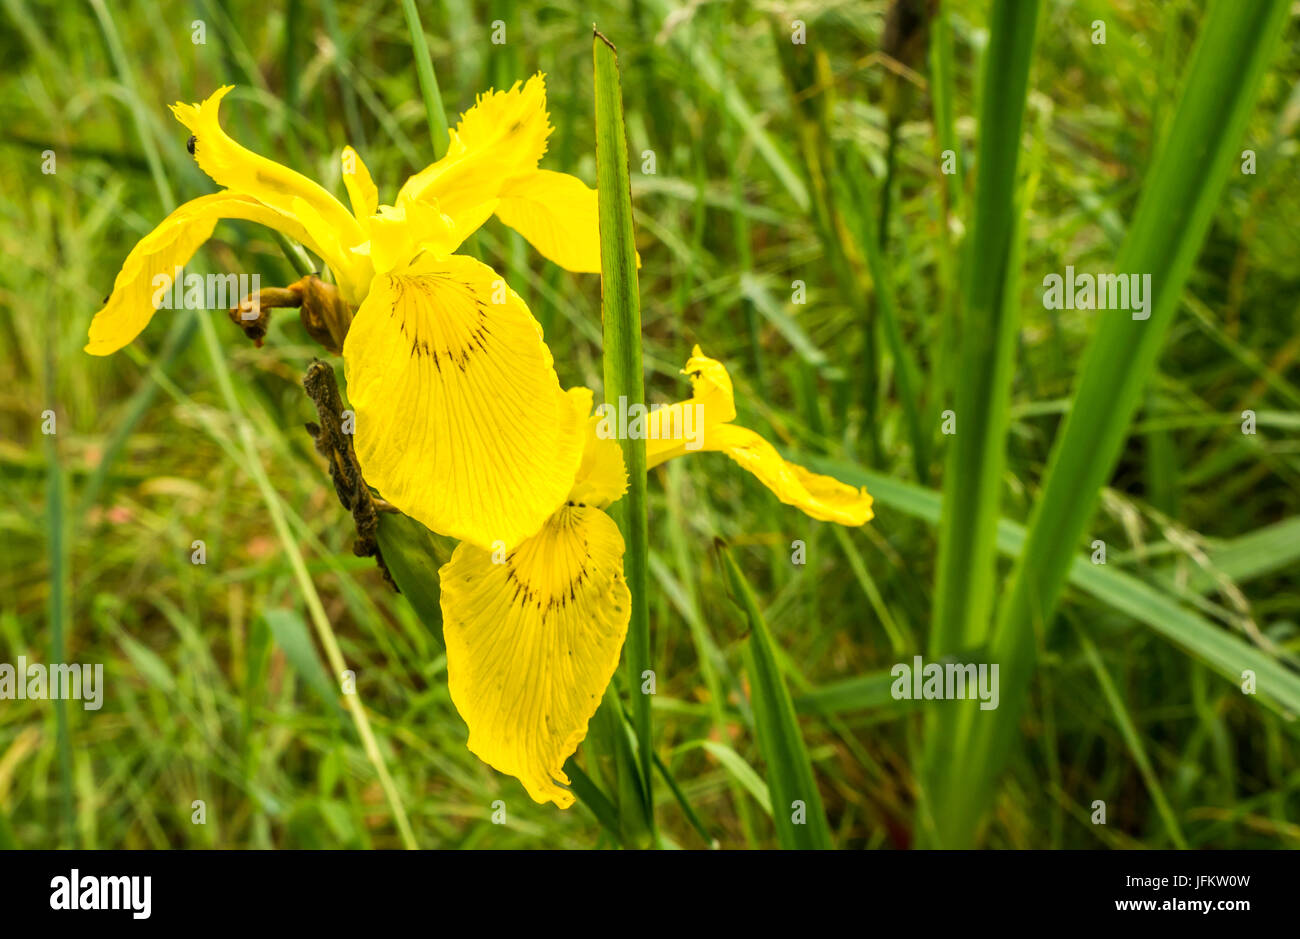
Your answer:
[921,0,1041,845]
[593,29,655,830]
[835,146,929,483]
[939,0,1292,848]
[718,542,833,849]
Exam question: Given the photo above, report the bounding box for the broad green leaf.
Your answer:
[739,273,829,369]
[945,0,1293,848]
[117,633,176,693]
[682,741,773,816]
[794,669,902,716]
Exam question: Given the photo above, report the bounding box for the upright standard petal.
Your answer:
[396,74,552,228]
[394,74,613,271]
[440,503,630,807]
[679,344,738,422]
[645,346,874,526]
[341,145,379,228]
[343,254,584,549]
[87,192,338,356]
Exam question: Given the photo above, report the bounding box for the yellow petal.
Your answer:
[564,388,628,508]
[704,424,874,526]
[681,345,737,423]
[454,73,552,166]
[87,192,339,356]
[341,145,379,227]
[171,86,367,291]
[443,199,500,253]
[644,345,737,464]
[364,197,458,273]
[493,170,602,273]
[343,254,584,549]
[396,73,551,238]
[644,346,873,525]
[440,503,630,807]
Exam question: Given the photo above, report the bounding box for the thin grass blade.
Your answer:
[401,0,449,159]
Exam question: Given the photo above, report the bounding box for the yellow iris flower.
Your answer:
[86,74,602,551]
[438,349,872,806]
[85,76,874,811]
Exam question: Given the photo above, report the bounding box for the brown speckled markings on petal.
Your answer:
[342,253,583,550]
[439,504,630,807]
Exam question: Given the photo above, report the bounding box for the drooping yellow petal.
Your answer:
[564,388,628,508]
[170,86,369,299]
[343,254,584,549]
[86,192,339,356]
[701,424,874,526]
[493,170,602,273]
[440,503,630,807]
[396,74,552,242]
[645,346,873,526]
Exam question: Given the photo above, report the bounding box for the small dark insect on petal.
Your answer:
[186,135,197,156]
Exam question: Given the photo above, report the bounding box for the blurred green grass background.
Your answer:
[1,0,1298,848]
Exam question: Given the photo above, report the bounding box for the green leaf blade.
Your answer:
[719,543,833,849]
[593,29,655,834]
[952,0,1294,848]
